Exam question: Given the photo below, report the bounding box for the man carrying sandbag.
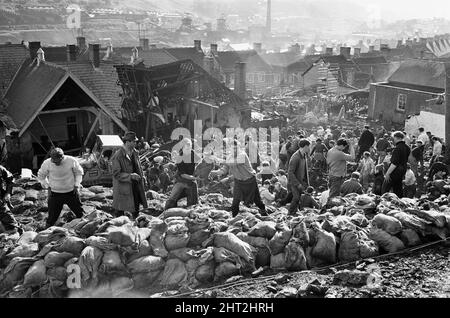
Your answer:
[165,138,201,210]
[111,132,148,218]
[37,148,84,227]
[209,140,267,217]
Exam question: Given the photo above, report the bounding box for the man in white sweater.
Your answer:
[38,148,84,227]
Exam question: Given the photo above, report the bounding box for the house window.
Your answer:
[397,94,407,111]
[247,73,253,83]
[258,72,265,83]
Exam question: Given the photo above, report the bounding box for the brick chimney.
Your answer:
[234,62,246,100]
[353,47,361,57]
[325,47,333,55]
[29,41,41,60]
[89,44,100,68]
[419,37,427,44]
[194,40,202,52]
[406,39,413,47]
[253,43,262,54]
[380,43,389,50]
[140,38,149,51]
[397,40,403,48]
[76,36,86,51]
[210,44,218,56]
[66,44,77,62]
[340,47,351,59]
[203,56,214,74]
[369,45,375,53]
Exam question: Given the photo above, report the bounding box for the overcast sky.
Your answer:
[323,0,450,21]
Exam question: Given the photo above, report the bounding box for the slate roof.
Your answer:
[287,59,312,73]
[261,52,302,67]
[353,56,388,65]
[52,60,123,118]
[321,55,355,66]
[388,59,445,90]
[108,47,199,67]
[0,44,29,97]
[4,59,67,130]
[216,50,273,73]
[164,47,205,67]
[4,57,125,132]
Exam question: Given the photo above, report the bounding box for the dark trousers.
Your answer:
[288,184,304,214]
[328,176,345,198]
[382,177,404,198]
[165,180,198,210]
[280,192,293,206]
[403,184,417,198]
[47,190,84,226]
[0,204,18,231]
[231,176,265,215]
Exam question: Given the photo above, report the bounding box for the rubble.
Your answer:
[0,177,449,298]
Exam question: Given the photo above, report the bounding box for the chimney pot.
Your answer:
[89,44,101,68]
[76,36,86,51]
[29,41,41,60]
[210,44,218,56]
[131,47,139,64]
[66,44,77,62]
[339,47,351,59]
[253,43,262,54]
[194,40,202,52]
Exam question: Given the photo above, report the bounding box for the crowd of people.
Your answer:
[1,112,448,235]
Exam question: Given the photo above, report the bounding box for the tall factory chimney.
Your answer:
[266,0,272,33]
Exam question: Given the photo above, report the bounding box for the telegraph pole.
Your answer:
[445,63,450,163]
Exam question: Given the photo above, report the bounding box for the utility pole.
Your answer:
[445,63,450,163]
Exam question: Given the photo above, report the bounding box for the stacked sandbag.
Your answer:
[338,230,379,262]
[164,217,190,251]
[3,182,450,298]
[213,232,256,277]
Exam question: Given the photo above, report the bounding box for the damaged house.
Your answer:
[3,41,127,169]
[114,58,250,141]
[368,59,446,128]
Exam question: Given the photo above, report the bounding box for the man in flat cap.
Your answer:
[111,131,147,218]
[37,147,84,227]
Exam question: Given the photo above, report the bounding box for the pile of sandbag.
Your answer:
[1,187,450,298]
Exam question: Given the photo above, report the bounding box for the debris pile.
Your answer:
[0,180,450,298]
